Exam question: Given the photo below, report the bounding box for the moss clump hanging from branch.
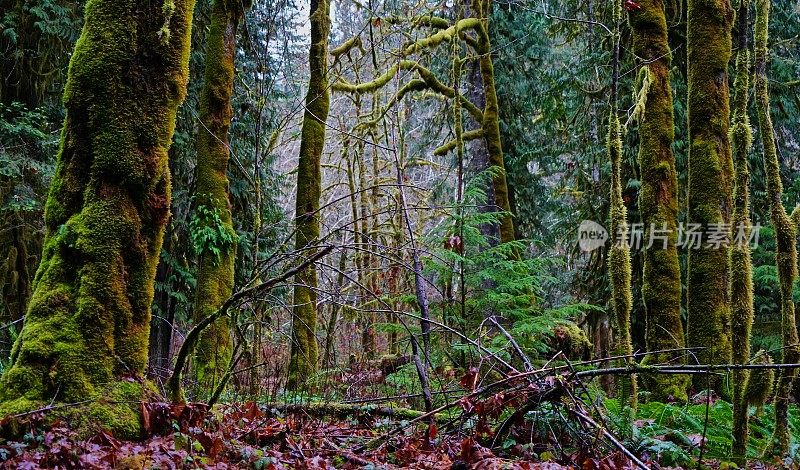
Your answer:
[608,0,636,410]
[729,0,754,462]
[191,0,247,395]
[685,0,734,392]
[0,0,196,436]
[287,0,331,390]
[628,0,689,402]
[754,0,800,456]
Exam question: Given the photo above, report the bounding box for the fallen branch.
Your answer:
[167,245,335,403]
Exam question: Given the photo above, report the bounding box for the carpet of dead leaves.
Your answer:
[0,401,645,469]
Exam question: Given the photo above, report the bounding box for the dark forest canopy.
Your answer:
[0,0,799,467]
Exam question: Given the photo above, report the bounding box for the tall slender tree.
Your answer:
[287,0,331,389]
[754,0,799,456]
[0,0,196,435]
[685,0,734,391]
[192,0,247,393]
[608,0,636,409]
[629,0,689,401]
[729,0,754,462]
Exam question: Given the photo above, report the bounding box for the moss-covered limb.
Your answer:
[335,62,483,124]
[0,0,196,435]
[192,0,247,395]
[287,0,331,391]
[263,402,432,420]
[685,0,734,392]
[330,35,362,58]
[628,0,689,403]
[473,0,514,244]
[433,129,484,156]
[729,0,753,462]
[754,0,800,456]
[402,18,481,56]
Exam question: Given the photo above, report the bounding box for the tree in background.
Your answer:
[607,0,635,409]
[0,0,196,435]
[685,0,734,391]
[729,0,754,462]
[754,0,799,456]
[192,0,248,393]
[287,0,331,390]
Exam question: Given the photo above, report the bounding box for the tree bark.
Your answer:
[287,0,331,390]
[0,0,196,437]
[754,0,800,456]
[686,0,734,391]
[629,0,689,401]
[729,0,754,462]
[608,0,636,410]
[192,0,244,394]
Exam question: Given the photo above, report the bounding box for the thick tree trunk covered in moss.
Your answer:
[287,0,330,390]
[192,0,244,394]
[0,0,195,436]
[754,0,799,456]
[729,0,754,462]
[685,0,734,391]
[607,0,636,409]
[629,0,689,402]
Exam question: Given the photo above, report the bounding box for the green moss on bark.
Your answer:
[628,0,689,402]
[474,0,514,244]
[686,0,734,392]
[0,0,196,436]
[729,0,753,462]
[287,0,331,390]
[608,0,636,407]
[754,0,799,457]
[192,0,245,395]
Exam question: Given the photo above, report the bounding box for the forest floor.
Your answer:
[0,398,791,469]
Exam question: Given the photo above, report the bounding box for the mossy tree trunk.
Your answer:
[629,0,689,402]
[474,0,514,245]
[608,0,636,410]
[754,0,800,456]
[729,0,754,462]
[287,0,331,390]
[192,0,245,394]
[0,0,195,434]
[685,0,734,392]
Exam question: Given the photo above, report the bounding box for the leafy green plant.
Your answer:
[189,195,237,262]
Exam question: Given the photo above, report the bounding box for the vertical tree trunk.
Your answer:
[287,0,331,390]
[754,0,799,456]
[686,0,734,391]
[0,0,195,436]
[729,0,754,462]
[608,0,636,410]
[192,0,244,394]
[629,0,689,401]
[474,0,514,245]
